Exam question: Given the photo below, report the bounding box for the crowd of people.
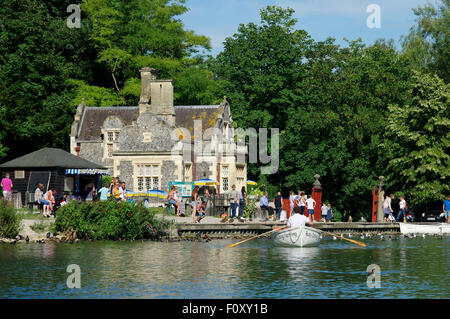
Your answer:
[2,171,449,225]
[382,194,413,223]
[259,190,334,223]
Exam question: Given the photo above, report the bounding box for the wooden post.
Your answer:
[376,176,385,222]
[372,187,378,222]
[311,174,322,222]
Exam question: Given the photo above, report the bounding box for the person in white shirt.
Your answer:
[298,191,306,214]
[119,181,127,201]
[287,206,313,228]
[383,194,394,222]
[289,191,295,215]
[321,203,328,222]
[305,195,316,221]
[396,196,407,222]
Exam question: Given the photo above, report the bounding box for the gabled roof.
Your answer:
[78,107,140,140]
[174,105,219,139]
[0,148,106,169]
[75,105,220,141]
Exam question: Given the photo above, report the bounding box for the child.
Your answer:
[60,195,67,207]
[195,201,207,223]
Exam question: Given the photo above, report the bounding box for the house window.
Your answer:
[222,166,228,177]
[105,130,119,158]
[145,177,151,190]
[107,144,113,157]
[136,164,160,191]
[137,177,144,191]
[14,170,25,179]
[152,177,159,190]
[137,164,144,176]
[222,177,229,192]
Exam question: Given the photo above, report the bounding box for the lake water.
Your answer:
[0,236,449,299]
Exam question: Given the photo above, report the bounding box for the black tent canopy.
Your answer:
[0,148,105,169]
[0,148,107,205]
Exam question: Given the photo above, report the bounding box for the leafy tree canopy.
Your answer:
[382,71,450,210]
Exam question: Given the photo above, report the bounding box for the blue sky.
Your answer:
[180,0,431,56]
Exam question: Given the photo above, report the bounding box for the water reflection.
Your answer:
[0,237,449,298]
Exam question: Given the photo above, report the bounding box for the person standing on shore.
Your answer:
[443,195,450,224]
[98,182,109,201]
[321,202,328,222]
[289,191,295,216]
[298,191,306,215]
[191,186,200,223]
[396,195,407,222]
[305,195,316,222]
[229,184,240,220]
[274,192,282,220]
[1,173,13,204]
[326,203,333,222]
[238,186,247,222]
[383,194,395,222]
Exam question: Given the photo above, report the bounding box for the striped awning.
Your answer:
[65,168,109,175]
[194,179,218,186]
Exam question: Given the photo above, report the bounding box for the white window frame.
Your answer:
[136,164,160,191]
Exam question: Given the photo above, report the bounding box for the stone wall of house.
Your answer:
[196,161,212,180]
[161,160,178,190]
[118,160,133,189]
[78,142,104,166]
[117,112,177,153]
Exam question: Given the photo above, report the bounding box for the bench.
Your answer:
[26,192,44,214]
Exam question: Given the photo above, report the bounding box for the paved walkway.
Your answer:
[158,214,281,225]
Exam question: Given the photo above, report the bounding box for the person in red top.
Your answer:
[1,173,13,204]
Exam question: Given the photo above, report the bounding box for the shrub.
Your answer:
[55,200,175,240]
[30,220,47,233]
[0,200,21,238]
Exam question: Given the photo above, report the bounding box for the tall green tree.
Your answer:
[382,71,450,210]
[214,6,312,130]
[213,6,413,219]
[80,0,216,105]
[0,0,98,160]
[402,0,450,82]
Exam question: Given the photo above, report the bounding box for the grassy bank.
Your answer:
[55,200,176,240]
[0,201,21,238]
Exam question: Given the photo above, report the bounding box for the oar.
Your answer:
[225,225,289,248]
[320,230,366,247]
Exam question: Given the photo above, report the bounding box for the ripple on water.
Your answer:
[0,237,449,298]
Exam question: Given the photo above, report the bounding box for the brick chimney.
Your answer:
[138,67,175,126]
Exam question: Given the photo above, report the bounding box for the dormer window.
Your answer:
[104,130,120,158]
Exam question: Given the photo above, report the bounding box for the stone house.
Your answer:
[70,67,247,193]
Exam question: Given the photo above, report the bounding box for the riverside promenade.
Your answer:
[163,215,401,239]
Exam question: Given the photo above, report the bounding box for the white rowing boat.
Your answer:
[399,222,450,235]
[271,226,321,247]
